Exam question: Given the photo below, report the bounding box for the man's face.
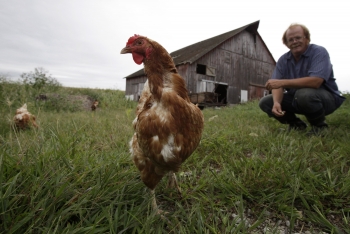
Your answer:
[286,26,309,59]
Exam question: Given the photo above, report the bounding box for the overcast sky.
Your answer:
[1,0,349,92]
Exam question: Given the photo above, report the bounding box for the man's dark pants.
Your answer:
[259,88,337,126]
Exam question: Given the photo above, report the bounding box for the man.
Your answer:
[259,23,345,135]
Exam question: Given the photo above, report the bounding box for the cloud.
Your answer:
[0,0,349,92]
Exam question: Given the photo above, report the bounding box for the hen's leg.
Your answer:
[150,189,169,219]
[167,172,182,198]
[150,189,159,213]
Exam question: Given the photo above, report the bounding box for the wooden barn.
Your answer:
[123,20,276,107]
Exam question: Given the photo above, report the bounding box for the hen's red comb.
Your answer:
[126,34,144,46]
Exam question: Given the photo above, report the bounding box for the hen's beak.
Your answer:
[120,46,131,54]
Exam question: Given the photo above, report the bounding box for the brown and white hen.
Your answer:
[121,35,204,215]
[13,103,39,130]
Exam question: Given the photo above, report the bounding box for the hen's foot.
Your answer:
[167,172,182,198]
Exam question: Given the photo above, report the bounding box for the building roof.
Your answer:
[124,20,264,78]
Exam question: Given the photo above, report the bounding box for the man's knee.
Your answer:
[294,88,315,100]
[259,95,273,113]
[294,88,336,114]
[294,88,319,110]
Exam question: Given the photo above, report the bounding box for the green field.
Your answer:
[1,78,349,233]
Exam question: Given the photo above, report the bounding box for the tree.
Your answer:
[20,67,61,94]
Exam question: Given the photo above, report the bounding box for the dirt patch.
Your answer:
[36,93,96,111]
[68,94,95,111]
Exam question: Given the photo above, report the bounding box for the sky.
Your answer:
[0,0,349,92]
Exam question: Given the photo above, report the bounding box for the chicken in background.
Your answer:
[91,100,99,111]
[121,35,204,215]
[13,103,39,130]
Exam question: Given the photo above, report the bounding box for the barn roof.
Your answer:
[124,20,262,78]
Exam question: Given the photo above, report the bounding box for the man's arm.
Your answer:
[271,88,285,117]
[265,76,323,90]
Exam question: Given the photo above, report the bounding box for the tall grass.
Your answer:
[0,77,134,138]
[0,80,349,233]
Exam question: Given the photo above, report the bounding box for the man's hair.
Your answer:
[282,23,311,45]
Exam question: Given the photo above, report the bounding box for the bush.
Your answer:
[20,67,61,96]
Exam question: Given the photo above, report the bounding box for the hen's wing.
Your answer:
[130,80,203,189]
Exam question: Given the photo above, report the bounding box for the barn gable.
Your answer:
[123,20,276,106]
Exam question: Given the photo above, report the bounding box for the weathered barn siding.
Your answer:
[174,30,275,104]
[124,21,276,104]
[176,64,191,93]
[125,76,147,100]
[249,84,268,100]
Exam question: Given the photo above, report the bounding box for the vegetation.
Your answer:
[0,76,349,233]
[0,72,133,135]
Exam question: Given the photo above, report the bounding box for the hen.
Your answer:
[13,103,39,130]
[121,35,204,215]
[91,100,99,111]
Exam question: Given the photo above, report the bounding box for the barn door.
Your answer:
[214,84,228,104]
[132,83,145,101]
[240,90,248,103]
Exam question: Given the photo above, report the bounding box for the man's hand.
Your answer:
[272,102,285,117]
[265,79,284,91]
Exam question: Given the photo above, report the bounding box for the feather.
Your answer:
[121,35,204,216]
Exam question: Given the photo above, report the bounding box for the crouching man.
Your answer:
[259,23,345,135]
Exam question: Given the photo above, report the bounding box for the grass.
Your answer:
[0,82,349,233]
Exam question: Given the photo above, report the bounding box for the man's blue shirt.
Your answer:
[272,44,345,106]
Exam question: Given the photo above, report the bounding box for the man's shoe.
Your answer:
[288,121,307,132]
[306,123,328,136]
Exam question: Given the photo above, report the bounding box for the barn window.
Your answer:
[196,64,206,75]
[206,67,216,76]
[196,64,216,76]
